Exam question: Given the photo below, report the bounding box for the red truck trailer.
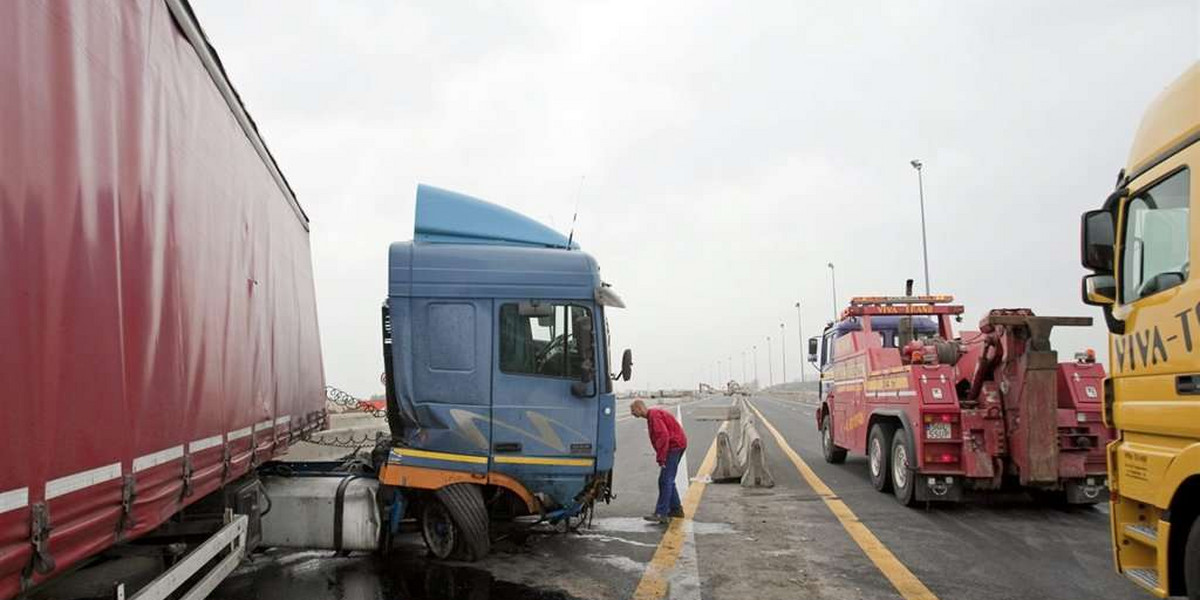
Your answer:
[808,292,1109,505]
[0,2,326,597]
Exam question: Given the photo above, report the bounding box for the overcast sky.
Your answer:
[194,1,1199,396]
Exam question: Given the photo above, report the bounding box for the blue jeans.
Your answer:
[655,448,685,517]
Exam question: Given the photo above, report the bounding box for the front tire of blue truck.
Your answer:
[822,415,848,464]
[425,484,490,561]
[421,499,459,560]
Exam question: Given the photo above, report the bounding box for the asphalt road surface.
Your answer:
[211,393,1142,600]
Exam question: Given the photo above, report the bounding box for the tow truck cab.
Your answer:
[808,296,967,503]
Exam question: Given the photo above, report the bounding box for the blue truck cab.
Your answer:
[379,185,629,559]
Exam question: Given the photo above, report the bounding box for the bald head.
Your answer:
[630,399,649,418]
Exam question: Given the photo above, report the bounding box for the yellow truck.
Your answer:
[1081,61,1200,598]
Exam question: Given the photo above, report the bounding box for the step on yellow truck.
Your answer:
[1080,61,1200,598]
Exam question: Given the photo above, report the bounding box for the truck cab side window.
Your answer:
[1122,168,1190,302]
[603,315,613,393]
[821,331,837,369]
[499,303,593,379]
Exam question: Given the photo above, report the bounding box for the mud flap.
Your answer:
[435,483,490,560]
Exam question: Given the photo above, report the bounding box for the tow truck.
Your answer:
[808,287,1110,505]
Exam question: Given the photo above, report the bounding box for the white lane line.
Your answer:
[675,405,691,494]
[45,462,122,499]
[0,487,29,514]
[669,518,701,600]
[668,403,701,600]
[133,445,184,473]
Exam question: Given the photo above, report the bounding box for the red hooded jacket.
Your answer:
[646,408,688,464]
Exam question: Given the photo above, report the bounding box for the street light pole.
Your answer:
[741,351,747,382]
[753,345,759,387]
[780,323,787,383]
[766,336,774,387]
[794,301,805,383]
[827,263,838,320]
[911,159,931,294]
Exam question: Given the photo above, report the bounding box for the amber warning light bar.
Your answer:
[849,295,955,305]
[842,295,963,319]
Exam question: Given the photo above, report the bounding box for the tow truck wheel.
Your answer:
[822,415,847,464]
[1185,517,1200,600]
[421,500,458,560]
[868,424,893,492]
[891,431,917,506]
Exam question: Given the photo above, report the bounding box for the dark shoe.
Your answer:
[643,514,669,524]
[669,508,685,519]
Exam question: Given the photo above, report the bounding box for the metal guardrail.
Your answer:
[123,513,247,600]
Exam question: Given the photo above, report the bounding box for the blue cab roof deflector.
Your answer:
[414,184,580,249]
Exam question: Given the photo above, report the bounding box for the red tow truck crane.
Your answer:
[807,288,1110,505]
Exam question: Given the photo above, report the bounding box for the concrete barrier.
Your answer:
[711,398,775,488]
[711,428,741,481]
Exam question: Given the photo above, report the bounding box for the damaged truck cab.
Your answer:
[379,185,628,559]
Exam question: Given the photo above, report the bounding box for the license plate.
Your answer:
[925,422,952,440]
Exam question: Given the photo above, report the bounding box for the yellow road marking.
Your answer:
[391,448,489,464]
[632,424,720,600]
[747,401,940,600]
[493,455,594,466]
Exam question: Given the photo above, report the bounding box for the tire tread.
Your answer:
[436,483,491,561]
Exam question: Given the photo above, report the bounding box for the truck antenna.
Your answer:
[567,175,585,249]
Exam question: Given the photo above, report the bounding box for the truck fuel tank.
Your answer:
[260,476,381,553]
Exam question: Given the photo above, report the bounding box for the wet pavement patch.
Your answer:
[213,548,582,600]
[588,516,736,535]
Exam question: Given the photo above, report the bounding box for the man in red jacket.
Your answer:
[630,399,689,524]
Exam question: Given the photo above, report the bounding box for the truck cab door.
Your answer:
[820,330,837,401]
[491,300,600,507]
[1113,166,1195,450]
[821,330,849,445]
[401,298,494,463]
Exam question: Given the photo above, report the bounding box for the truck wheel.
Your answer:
[822,415,847,464]
[435,483,491,561]
[420,500,458,560]
[1186,517,1200,600]
[890,431,917,507]
[868,424,893,492]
